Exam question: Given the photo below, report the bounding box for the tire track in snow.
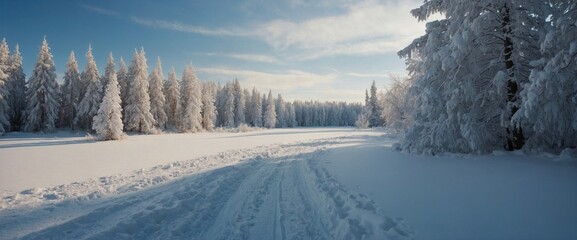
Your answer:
[2,138,413,240]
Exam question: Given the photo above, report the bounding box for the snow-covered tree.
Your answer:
[6,44,26,131]
[23,37,60,132]
[232,79,245,126]
[92,58,124,140]
[0,66,8,134]
[249,87,262,127]
[59,51,81,129]
[264,90,276,128]
[149,57,167,130]
[275,94,287,128]
[180,64,202,132]
[0,38,11,133]
[398,0,546,153]
[219,83,235,128]
[0,38,8,66]
[286,102,297,128]
[75,45,103,130]
[517,1,577,151]
[201,81,217,131]
[364,89,369,108]
[380,74,414,132]
[117,57,129,111]
[165,67,180,129]
[243,88,251,124]
[101,53,116,91]
[369,80,382,127]
[124,49,156,134]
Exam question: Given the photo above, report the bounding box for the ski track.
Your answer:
[0,138,412,240]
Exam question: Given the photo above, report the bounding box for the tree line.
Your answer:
[0,37,362,140]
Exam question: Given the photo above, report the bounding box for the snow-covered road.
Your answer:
[0,136,411,240]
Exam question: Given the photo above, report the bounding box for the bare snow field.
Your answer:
[0,128,576,239]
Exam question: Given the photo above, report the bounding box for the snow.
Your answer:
[0,128,369,195]
[1,128,576,239]
[321,133,577,240]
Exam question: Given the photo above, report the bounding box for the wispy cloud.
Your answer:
[131,17,246,37]
[197,67,335,91]
[347,72,389,78]
[129,0,429,60]
[228,53,282,64]
[80,4,120,16]
[193,52,282,64]
[254,0,426,59]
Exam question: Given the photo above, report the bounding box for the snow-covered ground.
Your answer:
[0,128,367,194]
[0,128,576,239]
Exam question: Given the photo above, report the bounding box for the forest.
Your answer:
[0,38,362,140]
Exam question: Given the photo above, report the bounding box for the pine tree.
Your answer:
[264,90,276,128]
[165,67,180,129]
[0,38,8,66]
[262,93,267,125]
[364,89,369,107]
[124,49,156,134]
[369,80,381,127]
[243,88,251,124]
[0,66,8,134]
[6,44,26,131]
[232,79,245,126]
[0,38,11,133]
[222,83,235,128]
[180,64,202,132]
[117,57,129,111]
[59,51,81,129]
[93,59,124,141]
[75,45,103,130]
[23,37,60,132]
[275,94,286,128]
[149,57,167,130]
[201,81,217,131]
[250,87,262,127]
[286,102,297,128]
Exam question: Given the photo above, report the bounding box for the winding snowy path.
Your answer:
[0,135,411,240]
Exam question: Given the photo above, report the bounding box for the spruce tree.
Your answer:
[275,94,286,128]
[149,57,167,130]
[23,37,60,132]
[250,87,262,127]
[201,81,217,131]
[124,49,156,134]
[117,57,129,111]
[0,38,10,133]
[287,103,297,128]
[93,59,124,140]
[0,66,8,134]
[6,44,26,131]
[223,83,235,128]
[75,45,103,130]
[264,90,276,128]
[232,79,245,126]
[59,51,81,129]
[369,80,381,127]
[165,67,180,129]
[180,64,202,132]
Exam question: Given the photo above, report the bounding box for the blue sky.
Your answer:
[0,0,429,102]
